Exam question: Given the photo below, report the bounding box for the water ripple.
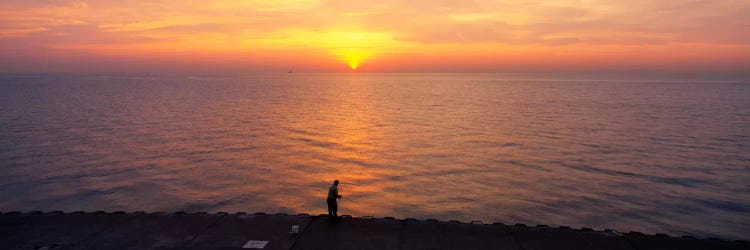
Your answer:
[1,74,748,240]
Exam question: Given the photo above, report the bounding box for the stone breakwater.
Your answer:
[1,211,747,250]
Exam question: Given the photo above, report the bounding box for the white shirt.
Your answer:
[328,185,339,199]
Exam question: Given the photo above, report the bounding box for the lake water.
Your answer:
[0,73,748,240]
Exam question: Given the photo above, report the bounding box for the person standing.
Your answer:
[327,180,343,220]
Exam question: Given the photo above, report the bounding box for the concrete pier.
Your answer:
[1,211,747,250]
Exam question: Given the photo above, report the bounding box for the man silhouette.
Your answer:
[327,180,343,220]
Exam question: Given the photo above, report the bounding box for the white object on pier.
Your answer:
[243,240,269,249]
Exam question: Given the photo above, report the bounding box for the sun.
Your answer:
[349,61,360,70]
[338,48,370,71]
[308,31,391,71]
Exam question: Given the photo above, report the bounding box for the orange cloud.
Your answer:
[0,0,748,74]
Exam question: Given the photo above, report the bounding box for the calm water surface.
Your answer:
[0,73,748,240]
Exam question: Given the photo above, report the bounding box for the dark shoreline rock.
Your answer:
[1,211,747,249]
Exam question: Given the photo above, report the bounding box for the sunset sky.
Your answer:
[1,0,748,74]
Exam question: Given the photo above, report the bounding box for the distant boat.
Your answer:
[288,70,293,73]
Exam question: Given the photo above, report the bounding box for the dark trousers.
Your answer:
[327,198,338,218]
